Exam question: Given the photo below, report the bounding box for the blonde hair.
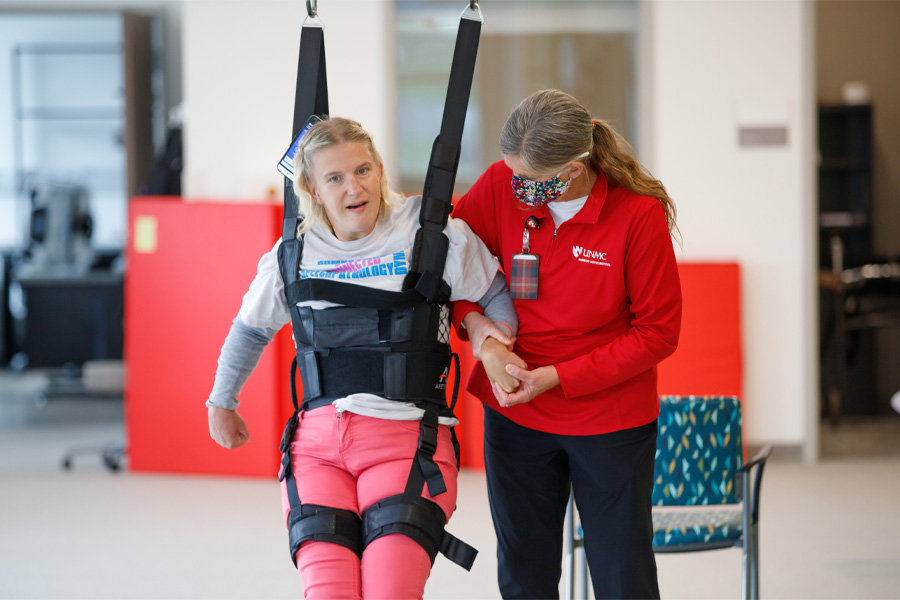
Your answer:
[499,89,680,241]
[291,117,393,235]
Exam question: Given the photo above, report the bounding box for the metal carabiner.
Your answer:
[303,0,323,27]
[461,0,483,22]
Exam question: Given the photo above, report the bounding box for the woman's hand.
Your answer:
[491,364,560,407]
[208,405,250,449]
[481,338,527,393]
[462,312,514,360]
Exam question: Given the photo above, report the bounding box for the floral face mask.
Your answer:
[510,171,570,207]
[509,152,589,208]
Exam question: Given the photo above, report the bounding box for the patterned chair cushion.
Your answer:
[652,509,743,548]
[653,395,744,506]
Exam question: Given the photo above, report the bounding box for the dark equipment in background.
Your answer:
[145,125,182,196]
[9,183,123,372]
[27,183,94,271]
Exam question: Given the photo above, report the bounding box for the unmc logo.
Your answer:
[573,245,607,261]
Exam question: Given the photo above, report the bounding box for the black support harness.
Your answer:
[276,1,482,571]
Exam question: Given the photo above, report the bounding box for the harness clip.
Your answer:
[280,413,299,453]
[418,420,439,455]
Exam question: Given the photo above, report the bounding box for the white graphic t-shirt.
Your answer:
[238,193,500,423]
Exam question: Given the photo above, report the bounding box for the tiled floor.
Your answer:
[2,369,900,599]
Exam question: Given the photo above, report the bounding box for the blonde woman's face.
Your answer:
[305,141,383,241]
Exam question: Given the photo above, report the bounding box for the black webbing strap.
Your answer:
[280,21,328,309]
[287,503,363,562]
[283,22,328,242]
[362,494,478,570]
[279,358,302,489]
[286,278,426,310]
[403,403,446,499]
[448,352,461,412]
[405,8,482,300]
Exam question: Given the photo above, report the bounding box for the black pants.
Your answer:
[483,406,659,600]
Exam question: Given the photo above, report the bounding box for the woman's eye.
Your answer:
[357,167,369,176]
[328,175,341,184]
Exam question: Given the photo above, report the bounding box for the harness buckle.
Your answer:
[280,413,299,453]
[418,420,439,455]
[279,451,292,482]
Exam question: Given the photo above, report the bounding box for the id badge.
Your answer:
[510,253,539,299]
[277,114,323,181]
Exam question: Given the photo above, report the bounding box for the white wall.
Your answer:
[181,0,395,200]
[646,1,816,451]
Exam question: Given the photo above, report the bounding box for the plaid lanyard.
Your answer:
[509,217,540,300]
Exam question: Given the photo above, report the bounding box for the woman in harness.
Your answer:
[206,116,522,599]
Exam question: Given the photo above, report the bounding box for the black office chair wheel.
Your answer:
[103,446,125,472]
[102,449,122,472]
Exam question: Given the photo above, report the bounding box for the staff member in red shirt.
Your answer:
[453,89,682,599]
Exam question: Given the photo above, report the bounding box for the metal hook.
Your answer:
[461,0,483,22]
[303,0,323,27]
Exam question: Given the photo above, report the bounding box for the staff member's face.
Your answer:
[306,141,384,241]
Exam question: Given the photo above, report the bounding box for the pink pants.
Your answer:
[280,406,459,600]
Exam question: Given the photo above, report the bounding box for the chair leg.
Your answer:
[749,523,760,600]
[564,491,576,600]
[742,473,751,600]
[742,544,749,600]
[580,550,588,600]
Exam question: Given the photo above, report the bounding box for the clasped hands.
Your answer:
[463,312,559,407]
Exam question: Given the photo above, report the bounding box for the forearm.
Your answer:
[556,324,679,399]
[476,270,517,337]
[206,315,276,410]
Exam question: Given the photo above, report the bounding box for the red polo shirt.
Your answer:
[452,160,682,435]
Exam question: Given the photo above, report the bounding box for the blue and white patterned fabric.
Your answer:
[652,395,744,548]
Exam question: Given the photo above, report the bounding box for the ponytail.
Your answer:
[589,120,681,243]
[500,90,680,244]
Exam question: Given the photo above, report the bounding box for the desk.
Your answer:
[819,234,900,421]
[14,270,123,368]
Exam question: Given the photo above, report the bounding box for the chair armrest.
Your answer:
[742,445,773,472]
[742,445,772,524]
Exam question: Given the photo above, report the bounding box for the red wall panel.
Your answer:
[125,198,293,477]
[657,263,743,398]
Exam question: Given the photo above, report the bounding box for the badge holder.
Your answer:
[277,114,324,181]
[510,220,539,299]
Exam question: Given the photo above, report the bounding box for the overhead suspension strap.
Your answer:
[282,5,328,243]
[404,1,483,301]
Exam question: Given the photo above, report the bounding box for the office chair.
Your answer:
[565,395,772,600]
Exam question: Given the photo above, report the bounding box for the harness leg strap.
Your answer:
[280,410,363,564]
[361,494,478,571]
[287,503,363,564]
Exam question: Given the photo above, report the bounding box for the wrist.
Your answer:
[480,336,503,356]
[493,322,513,338]
[546,365,560,389]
